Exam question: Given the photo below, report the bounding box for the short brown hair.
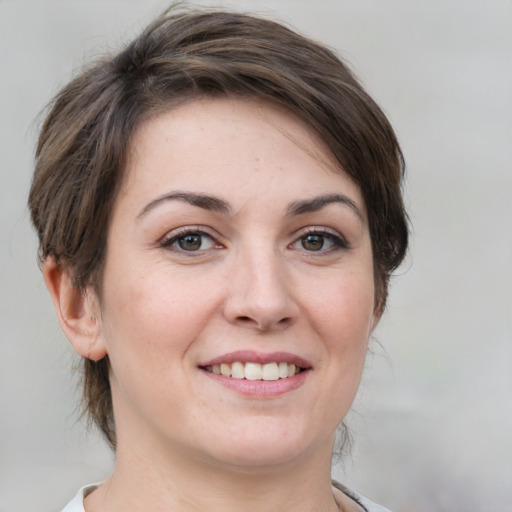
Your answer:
[29,7,408,448]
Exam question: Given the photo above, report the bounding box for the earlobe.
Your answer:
[42,256,107,361]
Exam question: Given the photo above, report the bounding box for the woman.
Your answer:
[29,7,408,512]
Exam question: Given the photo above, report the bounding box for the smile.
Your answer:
[203,362,302,381]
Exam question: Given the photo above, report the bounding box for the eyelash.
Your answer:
[160,226,349,256]
[159,228,221,253]
[290,228,349,253]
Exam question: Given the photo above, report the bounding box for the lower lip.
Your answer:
[200,369,309,397]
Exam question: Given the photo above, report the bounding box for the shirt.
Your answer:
[61,481,392,512]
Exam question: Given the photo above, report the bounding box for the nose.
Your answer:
[222,248,299,332]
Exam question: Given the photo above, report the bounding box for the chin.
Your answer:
[197,421,327,472]
[209,447,307,473]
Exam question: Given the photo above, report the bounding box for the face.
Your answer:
[96,98,376,471]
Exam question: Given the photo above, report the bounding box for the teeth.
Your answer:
[231,361,245,379]
[206,361,302,380]
[220,363,231,377]
[244,362,262,380]
[262,362,279,381]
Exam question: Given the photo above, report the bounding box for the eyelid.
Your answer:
[290,227,350,251]
[159,226,223,252]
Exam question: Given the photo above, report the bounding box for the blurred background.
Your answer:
[0,1,510,511]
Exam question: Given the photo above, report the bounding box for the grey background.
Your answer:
[1,1,511,511]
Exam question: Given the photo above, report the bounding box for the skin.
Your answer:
[44,98,375,512]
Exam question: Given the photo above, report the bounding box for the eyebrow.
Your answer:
[286,194,363,219]
[137,191,362,220]
[137,192,231,218]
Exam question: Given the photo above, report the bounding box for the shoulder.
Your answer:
[333,480,393,512]
[61,484,99,512]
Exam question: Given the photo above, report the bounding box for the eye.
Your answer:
[301,233,329,251]
[291,229,348,253]
[161,229,219,252]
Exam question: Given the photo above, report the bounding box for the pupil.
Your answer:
[179,234,201,250]
[302,234,324,251]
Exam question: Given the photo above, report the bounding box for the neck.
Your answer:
[86,434,340,512]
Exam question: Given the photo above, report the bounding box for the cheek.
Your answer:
[99,263,221,372]
[305,267,374,391]
[305,267,375,339]
[298,278,373,434]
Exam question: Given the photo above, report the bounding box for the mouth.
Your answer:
[201,361,304,381]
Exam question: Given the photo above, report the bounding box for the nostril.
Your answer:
[235,315,292,331]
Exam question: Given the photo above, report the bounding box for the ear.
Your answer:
[43,256,107,361]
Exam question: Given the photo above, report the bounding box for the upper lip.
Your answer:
[199,351,312,369]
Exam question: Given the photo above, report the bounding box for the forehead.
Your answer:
[129,97,337,165]
[118,97,365,217]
